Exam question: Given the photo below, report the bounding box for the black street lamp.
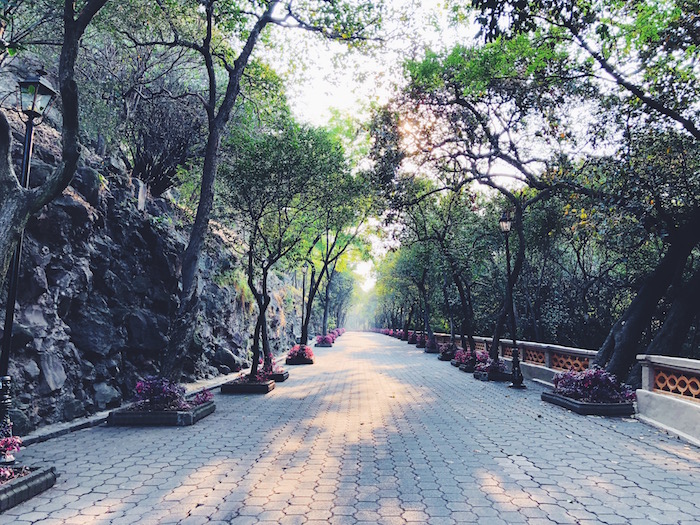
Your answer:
[499,211,525,388]
[1,74,57,443]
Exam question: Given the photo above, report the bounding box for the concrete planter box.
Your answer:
[474,370,510,382]
[424,347,439,354]
[314,342,333,348]
[438,352,455,361]
[450,359,462,367]
[268,371,289,383]
[541,391,635,416]
[286,356,314,365]
[0,466,57,512]
[221,379,275,394]
[459,363,475,373]
[107,401,216,426]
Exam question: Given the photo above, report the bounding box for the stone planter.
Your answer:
[450,360,462,367]
[108,401,216,426]
[424,346,439,354]
[315,342,333,348]
[416,342,426,349]
[0,466,57,512]
[541,391,635,416]
[286,356,314,365]
[473,370,510,382]
[438,352,454,361]
[268,371,289,383]
[221,379,275,394]
[459,363,475,373]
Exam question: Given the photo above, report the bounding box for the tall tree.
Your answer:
[139,0,385,380]
[217,121,346,377]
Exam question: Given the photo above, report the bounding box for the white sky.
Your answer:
[266,1,467,126]
[263,2,470,291]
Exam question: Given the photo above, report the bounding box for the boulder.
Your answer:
[93,382,121,410]
[39,353,67,393]
[214,347,243,372]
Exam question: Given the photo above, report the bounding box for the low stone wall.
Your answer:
[637,355,700,446]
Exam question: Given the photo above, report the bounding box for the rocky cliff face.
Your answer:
[1,149,297,435]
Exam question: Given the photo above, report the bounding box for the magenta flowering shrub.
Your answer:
[0,465,30,485]
[289,344,314,359]
[134,376,189,411]
[553,368,636,403]
[0,435,21,459]
[193,389,214,405]
[316,334,334,345]
[407,331,417,344]
[453,349,468,364]
[474,353,504,373]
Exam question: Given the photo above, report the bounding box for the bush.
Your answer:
[553,368,636,403]
[316,334,334,345]
[289,344,314,359]
[134,376,189,411]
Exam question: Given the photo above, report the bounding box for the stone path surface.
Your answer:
[4,332,700,524]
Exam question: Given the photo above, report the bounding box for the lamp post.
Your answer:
[1,74,57,441]
[499,211,525,388]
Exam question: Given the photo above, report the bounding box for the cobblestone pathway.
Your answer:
[5,332,700,524]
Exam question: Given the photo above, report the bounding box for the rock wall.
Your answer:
[1,153,298,435]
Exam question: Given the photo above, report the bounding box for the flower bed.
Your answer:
[286,344,314,365]
[221,376,275,394]
[315,334,334,347]
[542,368,636,415]
[108,377,216,426]
[424,338,439,354]
[438,343,457,361]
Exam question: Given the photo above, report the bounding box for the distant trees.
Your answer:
[368,0,700,383]
[217,119,348,377]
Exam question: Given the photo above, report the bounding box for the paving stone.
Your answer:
[3,332,699,525]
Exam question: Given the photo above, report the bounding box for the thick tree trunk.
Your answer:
[300,268,317,346]
[159,3,273,381]
[402,302,414,340]
[160,128,221,380]
[646,267,700,357]
[594,224,700,380]
[322,265,336,335]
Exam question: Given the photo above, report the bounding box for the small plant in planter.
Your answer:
[108,376,216,426]
[424,337,439,354]
[542,368,636,416]
[452,348,468,367]
[438,343,457,361]
[244,355,288,383]
[286,344,315,365]
[315,334,334,347]
[474,356,508,381]
[0,434,21,465]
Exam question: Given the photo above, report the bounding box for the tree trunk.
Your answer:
[646,267,700,357]
[300,268,317,346]
[322,264,336,335]
[159,3,273,381]
[594,223,700,380]
[402,302,414,340]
